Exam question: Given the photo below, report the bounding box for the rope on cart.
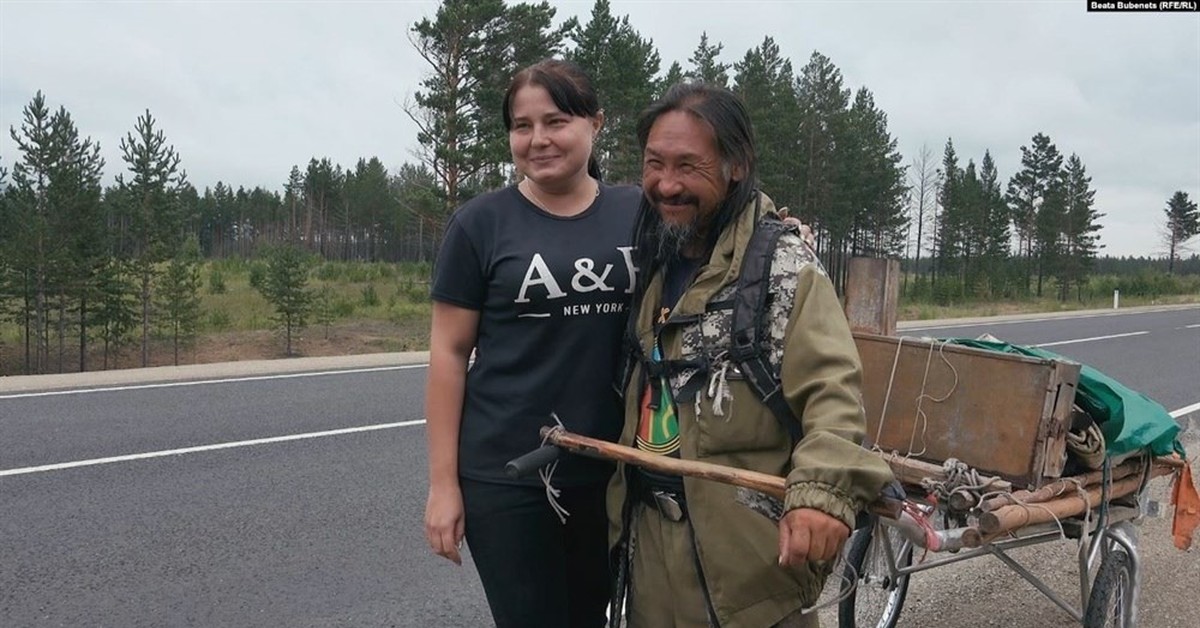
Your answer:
[919,457,1007,510]
[873,336,905,449]
[1074,477,1094,550]
[873,337,961,461]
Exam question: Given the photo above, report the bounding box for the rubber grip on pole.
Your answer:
[504,445,561,479]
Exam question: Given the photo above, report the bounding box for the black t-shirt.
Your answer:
[432,183,643,486]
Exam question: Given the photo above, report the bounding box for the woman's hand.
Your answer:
[423,302,478,567]
[424,482,466,565]
[778,207,816,250]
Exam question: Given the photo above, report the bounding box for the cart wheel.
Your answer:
[838,515,913,628]
[1083,544,1134,628]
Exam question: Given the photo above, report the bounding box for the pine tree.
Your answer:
[844,87,908,259]
[1033,167,1066,298]
[1005,132,1063,295]
[794,51,850,280]
[686,32,730,88]
[408,0,507,217]
[312,286,336,340]
[732,38,802,220]
[157,237,203,365]
[244,186,283,251]
[49,107,106,372]
[659,61,685,98]
[344,157,397,262]
[303,158,343,258]
[933,138,961,291]
[471,1,567,189]
[408,0,563,220]
[177,182,201,247]
[7,92,57,372]
[1162,191,1199,274]
[116,109,187,367]
[198,181,234,258]
[284,165,305,243]
[977,151,1012,296]
[0,159,15,366]
[569,0,661,183]
[1057,155,1102,299]
[956,160,982,296]
[391,163,442,263]
[257,244,314,357]
[92,256,138,370]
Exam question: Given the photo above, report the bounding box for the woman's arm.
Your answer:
[423,300,480,565]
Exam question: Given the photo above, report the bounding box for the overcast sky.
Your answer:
[1,1,1197,257]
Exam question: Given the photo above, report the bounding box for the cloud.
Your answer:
[2,0,1196,257]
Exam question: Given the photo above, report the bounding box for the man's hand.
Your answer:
[778,507,850,567]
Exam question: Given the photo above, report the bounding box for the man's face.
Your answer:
[641,110,739,249]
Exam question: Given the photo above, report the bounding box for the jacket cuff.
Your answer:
[784,481,859,531]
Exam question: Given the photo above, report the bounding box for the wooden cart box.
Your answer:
[853,333,1081,489]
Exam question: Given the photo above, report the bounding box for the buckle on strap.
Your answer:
[648,490,687,522]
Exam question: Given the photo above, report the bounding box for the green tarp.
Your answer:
[944,338,1183,459]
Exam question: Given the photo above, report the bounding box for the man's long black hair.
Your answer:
[629,82,759,308]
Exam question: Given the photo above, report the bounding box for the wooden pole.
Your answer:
[875,451,1012,494]
[542,427,903,519]
[979,465,1174,536]
[544,426,787,498]
[540,427,1184,538]
[981,458,1144,512]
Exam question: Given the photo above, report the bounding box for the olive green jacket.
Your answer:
[607,192,895,628]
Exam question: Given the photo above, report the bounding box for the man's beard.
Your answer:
[654,217,697,264]
[649,193,703,263]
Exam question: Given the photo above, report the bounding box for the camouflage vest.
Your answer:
[665,216,825,441]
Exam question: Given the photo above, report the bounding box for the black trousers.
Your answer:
[461,478,611,628]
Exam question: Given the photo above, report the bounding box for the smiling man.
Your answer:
[607,83,895,628]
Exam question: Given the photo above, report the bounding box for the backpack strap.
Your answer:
[615,321,642,398]
[729,208,803,445]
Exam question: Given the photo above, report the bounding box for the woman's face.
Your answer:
[508,84,600,188]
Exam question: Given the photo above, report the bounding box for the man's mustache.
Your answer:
[650,193,700,207]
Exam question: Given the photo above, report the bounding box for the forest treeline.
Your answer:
[2,0,1198,375]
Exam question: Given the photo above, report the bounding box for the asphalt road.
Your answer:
[1,305,1197,627]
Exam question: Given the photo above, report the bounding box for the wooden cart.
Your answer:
[507,333,1192,628]
[522,428,1182,628]
[834,333,1186,628]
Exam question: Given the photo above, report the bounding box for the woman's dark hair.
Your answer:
[629,82,759,298]
[502,58,603,180]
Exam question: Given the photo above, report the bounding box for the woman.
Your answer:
[423,59,641,628]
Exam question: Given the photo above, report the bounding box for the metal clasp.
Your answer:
[652,490,687,522]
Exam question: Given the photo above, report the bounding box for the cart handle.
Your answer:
[504,445,562,479]
[519,426,990,553]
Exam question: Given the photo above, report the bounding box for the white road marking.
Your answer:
[0,419,428,477]
[1032,331,1148,347]
[1171,402,1200,419]
[6,401,1199,478]
[0,364,428,400]
[901,306,1199,332]
[1184,324,1200,329]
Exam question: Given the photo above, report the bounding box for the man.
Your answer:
[607,82,895,628]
